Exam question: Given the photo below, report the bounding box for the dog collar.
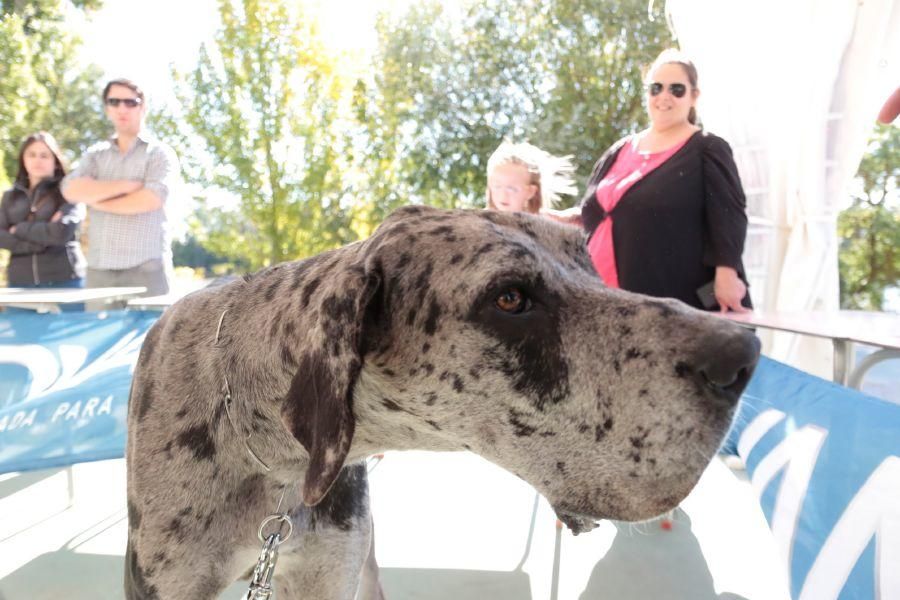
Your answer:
[215,309,272,472]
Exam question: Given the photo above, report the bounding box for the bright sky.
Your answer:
[76,0,384,107]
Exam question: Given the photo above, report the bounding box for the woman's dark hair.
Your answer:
[647,48,700,125]
[15,131,68,189]
[102,78,145,103]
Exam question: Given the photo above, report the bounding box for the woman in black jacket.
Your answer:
[549,49,752,312]
[0,132,86,288]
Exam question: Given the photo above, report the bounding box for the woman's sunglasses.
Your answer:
[105,97,142,108]
[647,82,688,98]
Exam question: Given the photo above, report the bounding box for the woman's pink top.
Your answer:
[586,135,691,288]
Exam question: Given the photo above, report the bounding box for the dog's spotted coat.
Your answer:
[125,206,759,599]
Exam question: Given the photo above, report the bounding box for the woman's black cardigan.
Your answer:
[0,178,86,285]
[579,130,752,310]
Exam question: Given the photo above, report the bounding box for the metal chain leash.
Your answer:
[243,514,293,599]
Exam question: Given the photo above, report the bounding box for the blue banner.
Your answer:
[725,356,900,600]
[0,310,159,473]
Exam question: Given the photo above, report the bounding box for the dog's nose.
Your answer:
[691,326,760,399]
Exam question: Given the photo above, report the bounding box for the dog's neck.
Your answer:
[347,370,461,461]
[212,311,459,479]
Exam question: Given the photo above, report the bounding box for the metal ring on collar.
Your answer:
[257,514,293,543]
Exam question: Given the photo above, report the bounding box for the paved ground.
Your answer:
[0,452,791,600]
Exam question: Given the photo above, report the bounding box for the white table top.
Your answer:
[125,293,180,310]
[722,310,900,351]
[0,287,147,304]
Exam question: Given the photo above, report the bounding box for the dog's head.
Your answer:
[282,206,759,531]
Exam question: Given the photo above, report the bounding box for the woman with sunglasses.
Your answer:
[552,48,751,312]
[0,132,86,291]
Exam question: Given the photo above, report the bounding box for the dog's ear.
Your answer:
[281,263,382,506]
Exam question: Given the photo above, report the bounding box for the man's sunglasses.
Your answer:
[647,82,688,98]
[105,97,142,108]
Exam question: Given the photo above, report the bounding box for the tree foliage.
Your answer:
[529,0,673,179]
[173,232,242,275]
[0,0,107,186]
[353,0,673,227]
[155,0,672,268]
[154,0,358,271]
[838,124,900,311]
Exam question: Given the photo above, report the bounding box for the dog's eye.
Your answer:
[495,288,530,314]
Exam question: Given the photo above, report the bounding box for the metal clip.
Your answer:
[213,309,228,347]
[242,513,293,599]
[223,375,271,472]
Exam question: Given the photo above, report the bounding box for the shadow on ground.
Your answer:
[579,509,748,600]
[0,468,61,499]
[0,509,749,600]
[0,549,122,599]
[0,554,533,599]
[380,567,532,600]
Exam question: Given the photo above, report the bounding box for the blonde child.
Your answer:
[486,141,576,214]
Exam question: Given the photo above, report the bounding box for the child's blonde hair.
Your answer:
[486,141,577,214]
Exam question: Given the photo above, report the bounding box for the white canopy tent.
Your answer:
[666,0,900,378]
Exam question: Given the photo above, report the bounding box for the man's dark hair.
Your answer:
[102,78,145,102]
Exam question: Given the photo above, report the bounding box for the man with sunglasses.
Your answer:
[62,78,180,306]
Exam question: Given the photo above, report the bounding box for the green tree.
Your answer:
[354,0,673,226]
[1,0,101,18]
[0,0,108,185]
[352,0,542,227]
[529,0,674,187]
[0,13,37,187]
[154,0,357,271]
[173,232,244,275]
[838,123,900,311]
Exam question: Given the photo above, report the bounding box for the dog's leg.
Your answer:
[356,517,386,600]
[125,535,236,600]
[270,464,377,599]
[274,524,373,599]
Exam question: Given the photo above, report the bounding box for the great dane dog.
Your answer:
[125,206,760,599]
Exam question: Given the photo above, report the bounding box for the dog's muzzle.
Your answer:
[553,508,601,536]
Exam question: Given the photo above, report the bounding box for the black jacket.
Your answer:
[579,131,752,310]
[0,178,86,285]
